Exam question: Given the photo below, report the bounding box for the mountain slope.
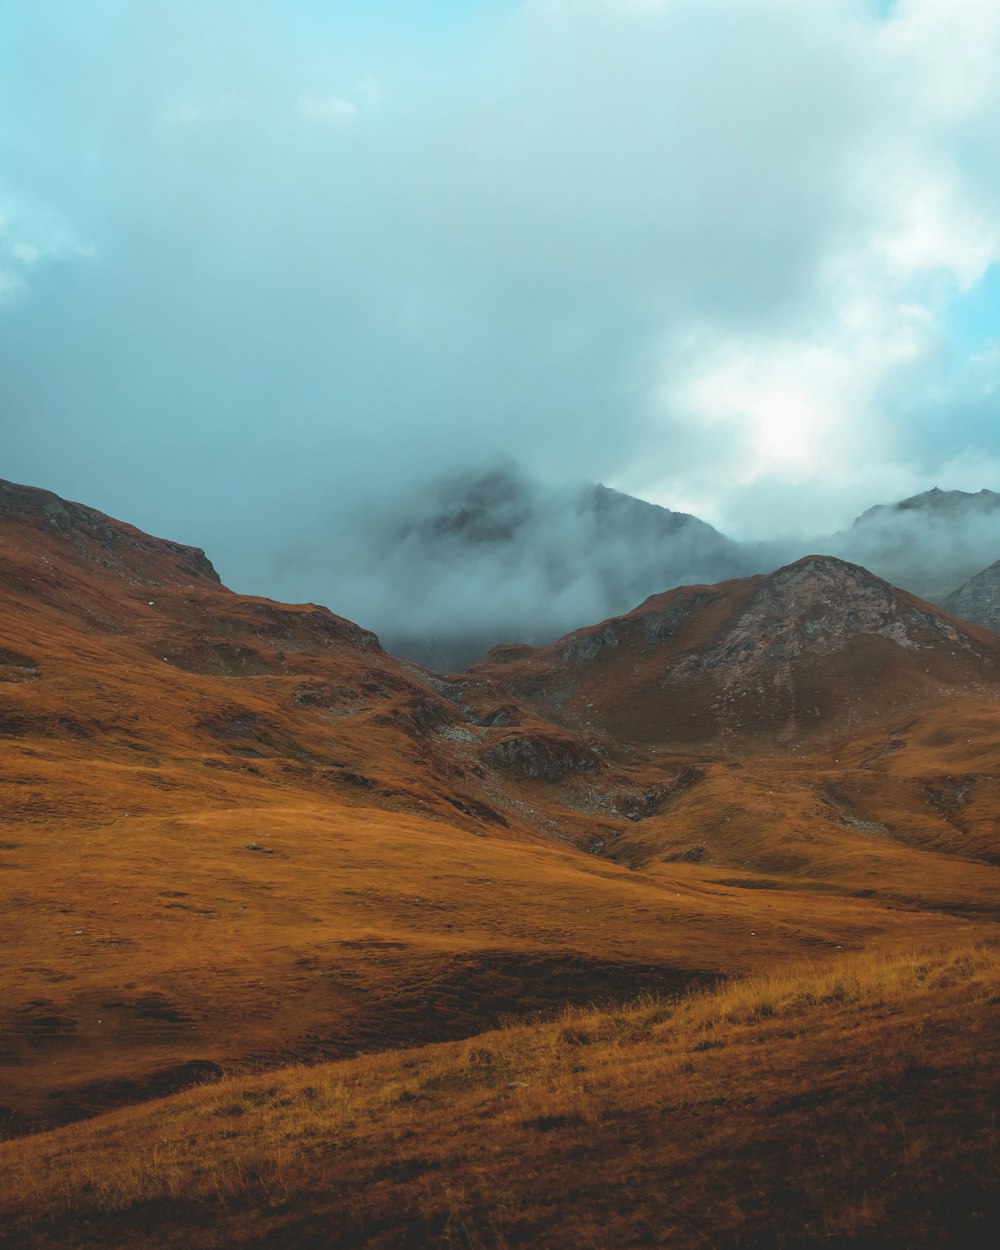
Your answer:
[7,479,959,1140]
[466,553,1000,749]
[4,943,999,1250]
[461,554,1000,887]
[941,556,1000,634]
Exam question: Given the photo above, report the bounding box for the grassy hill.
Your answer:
[3,942,998,1249]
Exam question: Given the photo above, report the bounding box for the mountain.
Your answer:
[7,477,711,1131]
[941,556,1000,634]
[268,469,1000,669]
[0,477,869,1138]
[827,487,1000,601]
[853,485,1000,523]
[462,553,1000,882]
[466,553,1000,748]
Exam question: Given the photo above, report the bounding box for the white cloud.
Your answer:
[878,0,1000,120]
[609,0,1000,533]
[3,0,1000,589]
[0,204,92,304]
[298,94,359,125]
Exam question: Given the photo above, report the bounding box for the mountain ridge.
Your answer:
[941,556,1000,634]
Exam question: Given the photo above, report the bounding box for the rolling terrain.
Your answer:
[2,477,1000,1248]
[5,943,999,1250]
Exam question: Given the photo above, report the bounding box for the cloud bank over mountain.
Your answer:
[1,0,999,600]
[264,464,1000,669]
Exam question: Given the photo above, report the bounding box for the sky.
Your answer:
[2,0,999,604]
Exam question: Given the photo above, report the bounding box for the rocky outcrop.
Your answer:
[670,556,973,683]
[482,730,604,781]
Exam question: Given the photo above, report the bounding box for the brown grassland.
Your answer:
[3,943,999,1249]
[2,482,1000,1247]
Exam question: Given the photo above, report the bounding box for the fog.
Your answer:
[264,463,1000,668]
[823,491,1000,602]
[265,462,753,667]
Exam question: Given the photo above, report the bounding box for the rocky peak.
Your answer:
[672,555,968,680]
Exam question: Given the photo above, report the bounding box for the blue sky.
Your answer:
[1,0,999,584]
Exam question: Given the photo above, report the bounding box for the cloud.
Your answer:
[605,0,1000,535]
[0,200,93,304]
[0,0,998,633]
[297,95,359,125]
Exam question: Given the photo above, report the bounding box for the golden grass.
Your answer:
[4,940,999,1248]
[4,487,1000,1247]
[5,486,1000,1147]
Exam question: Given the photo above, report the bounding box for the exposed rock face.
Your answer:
[482,730,604,781]
[555,591,715,670]
[941,559,1000,635]
[671,556,972,680]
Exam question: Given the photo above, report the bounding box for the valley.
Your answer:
[2,477,999,1248]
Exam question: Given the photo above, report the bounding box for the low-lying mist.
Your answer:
[262,464,1000,671]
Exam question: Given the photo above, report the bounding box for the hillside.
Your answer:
[0,479,761,1133]
[2,479,1000,1248]
[3,943,998,1250]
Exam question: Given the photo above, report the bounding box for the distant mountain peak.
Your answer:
[852,486,1000,527]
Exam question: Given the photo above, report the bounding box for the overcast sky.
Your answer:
[2,0,999,592]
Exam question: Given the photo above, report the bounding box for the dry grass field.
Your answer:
[3,942,998,1249]
[2,481,1000,1246]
